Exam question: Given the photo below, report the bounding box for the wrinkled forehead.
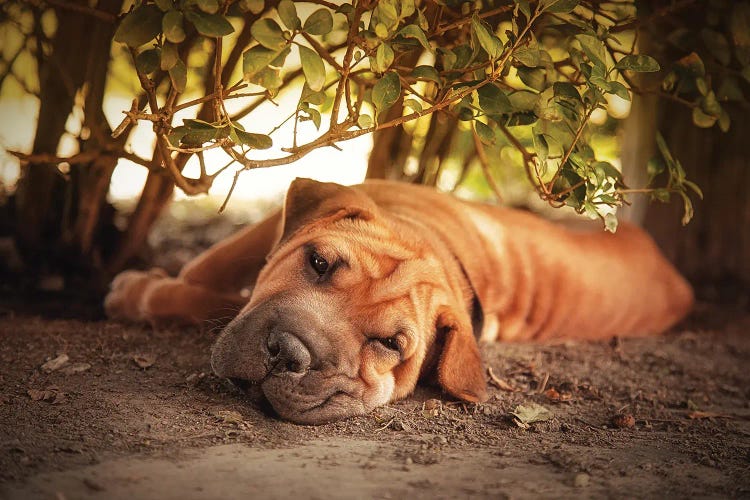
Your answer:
[258,217,448,310]
[267,216,419,268]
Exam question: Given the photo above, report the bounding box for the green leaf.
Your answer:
[162,9,186,44]
[651,188,670,202]
[604,213,618,233]
[513,0,531,19]
[374,23,389,39]
[396,25,432,52]
[411,65,441,84]
[251,18,286,49]
[299,45,325,92]
[674,52,705,77]
[168,59,187,93]
[114,5,162,47]
[508,90,539,111]
[718,110,730,133]
[533,133,548,162]
[517,67,546,91]
[233,127,273,149]
[477,84,512,114]
[180,125,218,146]
[239,0,264,15]
[539,0,579,13]
[303,8,333,36]
[534,87,562,121]
[615,54,660,72]
[372,71,401,115]
[252,67,283,91]
[357,114,373,128]
[607,81,630,101]
[403,98,422,112]
[309,108,323,129]
[416,8,429,31]
[647,157,665,178]
[553,82,581,102]
[371,42,394,74]
[474,120,495,145]
[513,47,541,67]
[136,48,160,74]
[243,45,290,86]
[155,0,172,12]
[160,42,179,71]
[196,0,219,14]
[398,0,415,19]
[700,90,722,117]
[679,191,694,225]
[300,84,326,105]
[655,131,675,167]
[185,11,234,37]
[277,0,301,30]
[471,14,502,60]
[684,180,703,200]
[593,161,623,182]
[575,34,605,69]
[692,107,716,128]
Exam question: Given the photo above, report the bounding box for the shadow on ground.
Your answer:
[1,303,749,499]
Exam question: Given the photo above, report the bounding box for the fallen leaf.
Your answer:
[41,354,69,373]
[60,362,91,375]
[488,366,516,391]
[611,413,636,428]
[27,386,61,402]
[214,410,245,426]
[511,403,554,428]
[133,353,157,369]
[544,388,560,400]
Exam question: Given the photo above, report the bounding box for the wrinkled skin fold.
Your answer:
[106,178,694,424]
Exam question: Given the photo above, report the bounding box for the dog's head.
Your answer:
[211,178,487,423]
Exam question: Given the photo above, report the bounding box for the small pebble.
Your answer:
[574,472,590,488]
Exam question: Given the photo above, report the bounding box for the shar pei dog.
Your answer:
[105,178,693,424]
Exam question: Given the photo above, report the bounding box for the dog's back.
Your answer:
[360,180,693,341]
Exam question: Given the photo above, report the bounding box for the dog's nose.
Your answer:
[266,331,311,374]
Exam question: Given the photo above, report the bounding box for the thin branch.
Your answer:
[497,123,538,188]
[9,148,153,170]
[547,106,595,192]
[32,0,117,22]
[609,0,696,33]
[330,0,367,129]
[431,5,514,38]
[471,124,503,203]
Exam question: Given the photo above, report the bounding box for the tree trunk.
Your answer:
[642,104,750,293]
[14,6,92,273]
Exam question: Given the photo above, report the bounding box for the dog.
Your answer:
[105,178,693,424]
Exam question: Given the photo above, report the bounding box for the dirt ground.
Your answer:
[0,299,749,499]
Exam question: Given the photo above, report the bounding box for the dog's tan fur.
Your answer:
[105,179,693,423]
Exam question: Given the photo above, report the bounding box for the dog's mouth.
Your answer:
[226,373,367,424]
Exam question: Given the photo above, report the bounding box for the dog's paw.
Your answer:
[104,268,168,322]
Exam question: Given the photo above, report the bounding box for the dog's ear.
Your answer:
[280,178,378,243]
[435,308,488,403]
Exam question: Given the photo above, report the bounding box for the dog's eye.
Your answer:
[309,251,329,275]
[376,336,400,353]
